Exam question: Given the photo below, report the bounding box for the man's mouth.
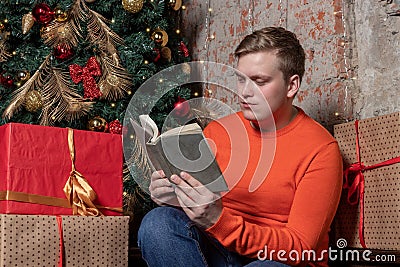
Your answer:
[240,102,254,108]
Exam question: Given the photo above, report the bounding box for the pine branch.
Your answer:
[0,40,12,62]
[2,54,52,120]
[96,53,132,100]
[124,134,154,184]
[40,67,93,125]
[41,1,82,48]
[80,0,125,55]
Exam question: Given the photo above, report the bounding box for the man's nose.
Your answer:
[239,80,254,98]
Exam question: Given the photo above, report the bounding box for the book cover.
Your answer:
[131,115,228,193]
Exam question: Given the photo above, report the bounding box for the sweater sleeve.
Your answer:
[205,141,343,265]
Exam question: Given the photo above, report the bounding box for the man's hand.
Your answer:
[170,172,223,229]
[149,170,179,206]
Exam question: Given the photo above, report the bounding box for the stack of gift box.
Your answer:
[0,123,129,266]
[333,112,399,250]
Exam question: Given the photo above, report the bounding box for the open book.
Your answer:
[131,115,228,193]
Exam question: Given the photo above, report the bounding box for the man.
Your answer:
[138,27,343,267]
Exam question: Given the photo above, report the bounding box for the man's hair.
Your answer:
[234,27,306,84]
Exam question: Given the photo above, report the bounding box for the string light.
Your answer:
[248,0,255,33]
[339,0,353,121]
[204,0,212,97]
[278,0,283,26]
[277,0,289,28]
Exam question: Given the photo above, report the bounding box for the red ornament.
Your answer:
[108,120,123,134]
[0,74,14,88]
[32,3,55,24]
[69,56,102,100]
[173,97,190,117]
[179,41,189,57]
[54,43,74,61]
[153,48,161,62]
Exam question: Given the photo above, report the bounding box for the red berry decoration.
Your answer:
[173,97,190,117]
[32,3,55,24]
[179,41,189,57]
[108,120,123,134]
[54,43,74,61]
[3,75,14,87]
[0,73,14,88]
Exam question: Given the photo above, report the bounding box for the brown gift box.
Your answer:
[0,215,129,266]
[333,112,399,250]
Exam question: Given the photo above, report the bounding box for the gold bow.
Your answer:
[63,128,103,216]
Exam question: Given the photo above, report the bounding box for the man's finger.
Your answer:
[151,170,166,181]
[174,186,199,208]
[179,172,211,195]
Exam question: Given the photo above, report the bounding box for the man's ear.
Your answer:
[287,74,300,98]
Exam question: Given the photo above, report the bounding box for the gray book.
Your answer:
[131,115,228,193]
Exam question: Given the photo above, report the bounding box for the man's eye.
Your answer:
[255,81,267,86]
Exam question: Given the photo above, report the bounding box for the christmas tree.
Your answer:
[0,0,194,220]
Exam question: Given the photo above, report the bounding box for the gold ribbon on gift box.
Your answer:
[0,128,122,216]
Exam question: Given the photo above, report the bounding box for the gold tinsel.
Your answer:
[24,90,43,112]
[0,40,11,62]
[22,13,35,34]
[122,0,144,14]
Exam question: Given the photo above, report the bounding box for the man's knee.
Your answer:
[138,206,188,245]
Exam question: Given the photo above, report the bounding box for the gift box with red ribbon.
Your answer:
[0,123,123,216]
[0,214,129,266]
[333,112,400,250]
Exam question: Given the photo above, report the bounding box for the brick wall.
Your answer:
[181,0,400,129]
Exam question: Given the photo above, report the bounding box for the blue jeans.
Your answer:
[138,206,290,267]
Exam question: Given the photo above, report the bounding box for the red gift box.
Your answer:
[0,123,123,215]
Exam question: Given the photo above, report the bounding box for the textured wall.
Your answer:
[352,1,400,119]
[181,0,400,129]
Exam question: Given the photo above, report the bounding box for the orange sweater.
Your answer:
[203,108,343,267]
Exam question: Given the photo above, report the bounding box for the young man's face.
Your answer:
[235,51,296,127]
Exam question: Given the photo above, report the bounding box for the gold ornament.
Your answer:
[54,7,69,23]
[88,116,108,132]
[40,26,51,39]
[151,28,168,46]
[168,0,182,10]
[122,0,144,14]
[16,70,31,83]
[24,90,43,112]
[160,47,172,62]
[57,25,70,38]
[182,62,191,74]
[22,13,35,34]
